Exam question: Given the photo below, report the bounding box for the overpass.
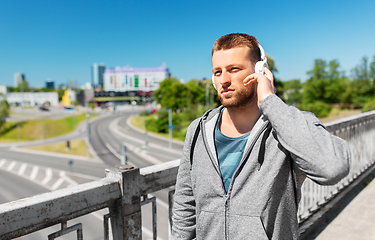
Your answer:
[1,109,374,239]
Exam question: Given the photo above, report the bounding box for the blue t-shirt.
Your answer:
[214,110,250,193]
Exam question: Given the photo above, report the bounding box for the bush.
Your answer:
[362,98,375,112]
[298,101,332,117]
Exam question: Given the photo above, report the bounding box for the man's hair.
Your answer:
[211,33,261,65]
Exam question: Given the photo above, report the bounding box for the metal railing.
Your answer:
[1,110,375,239]
[298,110,375,221]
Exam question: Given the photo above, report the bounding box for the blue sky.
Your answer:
[0,0,374,88]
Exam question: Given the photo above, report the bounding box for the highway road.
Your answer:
[0,107,185,240]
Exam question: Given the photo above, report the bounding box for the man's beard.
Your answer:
[219,85,257,109]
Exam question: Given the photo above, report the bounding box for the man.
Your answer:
[171,33,350,240]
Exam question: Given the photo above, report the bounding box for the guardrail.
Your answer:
[1,110,375,239]
[298,110,375,220]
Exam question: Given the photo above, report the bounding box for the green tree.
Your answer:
[265,55,284,100]
[18,80,29,92]
[307,59,328,80]
[303,59,346,104]
[349,56,375,104]
[153,78,188,112]
[185,79,206,106]
[0,94,10,132]
[370,55,375,82]
[267,55,278,73]
[282,79,302,105]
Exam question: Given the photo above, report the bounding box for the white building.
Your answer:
[103,66,170,92]
[14,73,25,87]
[0,85,7,94]
[5,92,59,106]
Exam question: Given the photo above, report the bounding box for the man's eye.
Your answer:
[230,67,240,72]
[214,71,221,76]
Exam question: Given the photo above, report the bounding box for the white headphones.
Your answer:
[211,44,268,89]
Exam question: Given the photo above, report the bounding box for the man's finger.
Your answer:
[243,74,257,86]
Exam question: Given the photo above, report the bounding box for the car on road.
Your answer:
[39,106,49,111]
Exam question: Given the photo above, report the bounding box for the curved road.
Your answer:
[0,107,184,240]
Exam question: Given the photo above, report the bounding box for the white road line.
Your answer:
[51,178,65,191]
[0,159,6,168]
[108,118,163,165]
[7,161,17,171]
[105,143,121,159]
[60,171,79,186]
[41,168,53,185]
[18,163,27,175]
[30,166,39,180]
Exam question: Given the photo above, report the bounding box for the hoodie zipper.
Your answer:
[200,108,271,239]
[224,121,270,239]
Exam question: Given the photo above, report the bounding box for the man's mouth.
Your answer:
[221,88,234,95]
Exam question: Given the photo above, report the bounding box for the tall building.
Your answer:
[14,73,25,87]
[46,79,55,89]
[103,66,170,92]
[91,63,106,88]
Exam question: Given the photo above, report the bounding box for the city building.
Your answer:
[46,79,55,89]
[103,66,170,92]
[5,92,59,106]
[91,63,106,88]
[14,73,25,87]
[0,85,7,94]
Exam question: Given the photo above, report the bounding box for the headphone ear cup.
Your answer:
[212,74,216,90]
[254,61,269,74]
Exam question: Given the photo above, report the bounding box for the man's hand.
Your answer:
[243,68,276,107]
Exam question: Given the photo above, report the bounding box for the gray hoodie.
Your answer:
[172,94,351,240]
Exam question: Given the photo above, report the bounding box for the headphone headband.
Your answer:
[212,43,268,89]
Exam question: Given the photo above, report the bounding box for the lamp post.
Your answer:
[168,108,173,149]
[85,101,90,156]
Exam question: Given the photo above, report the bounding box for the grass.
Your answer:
[319,108,362,123]
[0,113,97,143]
[130,114,172,139]
[26,139,91,157]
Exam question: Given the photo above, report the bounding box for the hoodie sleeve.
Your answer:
[171,119,199,239]
[259,94,351,185]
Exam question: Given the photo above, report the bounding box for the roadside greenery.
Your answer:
[0,94,10,132]
[26,139,90,157]
[0,113,97,142]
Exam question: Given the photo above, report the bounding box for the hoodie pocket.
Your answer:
[196,210,225,240]
[229,215,269,240]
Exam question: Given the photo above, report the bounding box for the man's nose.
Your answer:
[220,72,231,87]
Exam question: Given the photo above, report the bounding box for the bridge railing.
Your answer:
[298,110,375,221]
[1,110,375,239]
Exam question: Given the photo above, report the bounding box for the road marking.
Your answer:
[7,161,16,171]
[126,145,162,165]
[60,171,79,186]
[109,118,163,165]
[41,168,53,185]
[51,178,65,190]
[0,159,6,168]
[105,143,121,159]
[18,163,27,175]
[30,166,39,180]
